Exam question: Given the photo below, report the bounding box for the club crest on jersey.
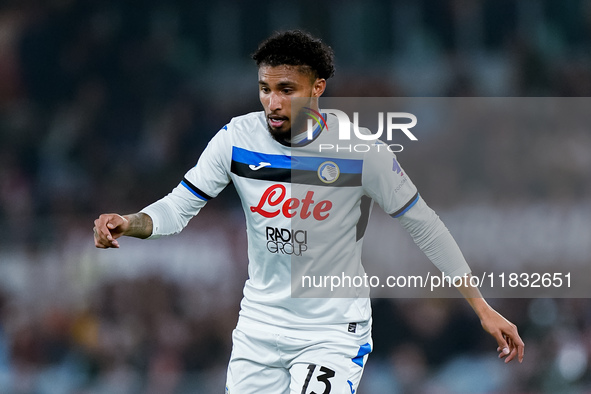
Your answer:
[318,161,340,184]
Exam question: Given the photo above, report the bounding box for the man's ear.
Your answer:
[313,78,326,97]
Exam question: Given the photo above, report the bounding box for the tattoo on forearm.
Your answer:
[125,213,153,239]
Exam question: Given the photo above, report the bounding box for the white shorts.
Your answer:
[225,321,372,394]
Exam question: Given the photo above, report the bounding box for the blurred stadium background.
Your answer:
[0,0,590,392]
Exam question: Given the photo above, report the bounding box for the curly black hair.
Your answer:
[252,30,335,80]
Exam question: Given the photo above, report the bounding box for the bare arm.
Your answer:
[93,212,153,249]
[455,275,525,363]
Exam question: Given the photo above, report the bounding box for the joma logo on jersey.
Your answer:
[266,226,308,256]
[250,184,332,220]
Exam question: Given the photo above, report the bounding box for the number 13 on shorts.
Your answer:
[291,362,362,394]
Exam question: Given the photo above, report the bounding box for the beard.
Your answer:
[267,123,291,142]
[266,108,312,144]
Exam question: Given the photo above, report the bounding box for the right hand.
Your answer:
[93,214,129,249]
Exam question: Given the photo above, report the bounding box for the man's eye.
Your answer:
[282,89,293,94]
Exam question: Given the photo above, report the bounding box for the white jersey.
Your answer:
[141,110,470,336]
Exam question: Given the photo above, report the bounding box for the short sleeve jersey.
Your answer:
[171,111,418,331]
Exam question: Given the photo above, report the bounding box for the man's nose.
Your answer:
[269,93,282,111]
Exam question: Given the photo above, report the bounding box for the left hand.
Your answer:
[479,306,524,364]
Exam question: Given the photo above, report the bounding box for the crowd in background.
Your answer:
[0,0,590,392]
[0,278,589,393]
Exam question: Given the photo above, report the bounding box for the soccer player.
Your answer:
[94,30,524,393]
